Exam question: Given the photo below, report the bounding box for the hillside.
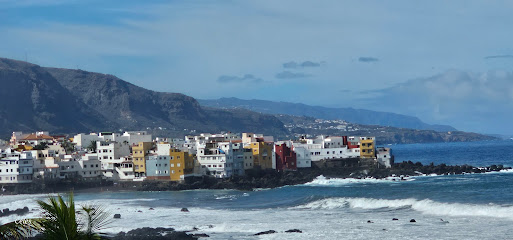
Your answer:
[0,58,287,137]
[198,97,456,132]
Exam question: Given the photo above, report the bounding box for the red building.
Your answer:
[275,143,297,171]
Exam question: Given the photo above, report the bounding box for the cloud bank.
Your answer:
[484,55,513,59]
[275,71,311,79]
[358,57,379,62]
[283,61,322,69]
[364,70,513,134]
[217,74,262,83]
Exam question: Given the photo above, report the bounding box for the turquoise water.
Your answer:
[2,140,513,239]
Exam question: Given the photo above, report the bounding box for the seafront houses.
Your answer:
[0,130,394,185]
[275,143,297,171]
[58,154,102,180]
[29,149,60,180]
[132,142,154,178]
[291,136,360,163]
[376,147,394,168]
[168,148,195,181]
[0,149,34,183]
[197,141,239,178]
[146,155,172,180]
[242,133,275,169]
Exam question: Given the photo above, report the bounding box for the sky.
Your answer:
[1,0,513,135]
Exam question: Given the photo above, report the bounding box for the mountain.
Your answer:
[198,97,456,132]
[0,58,111,135]
[0,58,287,138]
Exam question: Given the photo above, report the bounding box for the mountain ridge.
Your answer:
[0,58,288,138]
[198,97,456,132]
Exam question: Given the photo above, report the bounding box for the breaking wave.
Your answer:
[292,197,513,220]
[303,175,414,186]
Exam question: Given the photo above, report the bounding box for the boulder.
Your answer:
[367,220,373,223]
[181,208,189,212]
[114,214,121,219]
[410,219,416,223]
[254,230,277,236]
[285,229,302,233]
[392,218,399,221]
[192,233,210,238]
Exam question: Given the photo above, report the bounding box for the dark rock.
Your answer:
[392,218,399,221]
[367,220,373,223]
[410,219,416,222]
[254,230,277,236]
[192,233,210,238]
[111,227,195,240]
[285,229,302,233]
[137,210,143,213]
[0,207,29,217]
[114,214,121,219]
[181,208,189,212]
[149,208,154,210]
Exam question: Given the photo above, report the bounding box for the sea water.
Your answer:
[1,140,513,239]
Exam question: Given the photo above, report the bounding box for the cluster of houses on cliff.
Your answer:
[0,131,394,184]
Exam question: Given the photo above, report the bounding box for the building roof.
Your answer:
[22,133,54,141]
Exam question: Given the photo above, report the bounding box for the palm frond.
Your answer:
[37,193,79,240]
[0,218,44,239]
[79,204,112,239]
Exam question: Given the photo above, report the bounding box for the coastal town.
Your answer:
[0,131,394,184]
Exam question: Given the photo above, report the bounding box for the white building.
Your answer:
[73,133,101,150]
[376,147,394,168]
[123,131,152,146]
[59,154,102,179]
[29,150,60,180]
[96,141,130,162]
[292,136,361,166]
[156,143,171,156]
[0,150,34,183]
[196,142,235,178]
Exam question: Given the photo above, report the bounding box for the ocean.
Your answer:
[1,140,513,239]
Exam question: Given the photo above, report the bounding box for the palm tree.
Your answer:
[0,192,111,240]
[0,219,41,240]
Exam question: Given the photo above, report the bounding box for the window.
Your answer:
[171,170,175,174]
[171,164,174,167]
[177,163,181,167]
[84,165,87,168]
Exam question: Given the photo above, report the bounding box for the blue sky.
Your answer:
[1,0,513,134]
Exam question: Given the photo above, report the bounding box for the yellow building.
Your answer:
[245,142,274,169]
[169,149,194,181]
[132,142,154,177]
[360,138,376,158]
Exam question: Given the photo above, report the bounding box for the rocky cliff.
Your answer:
[0,58,287,137]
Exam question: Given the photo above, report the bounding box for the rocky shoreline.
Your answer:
[136,162,512,192]
[1,162,511,195]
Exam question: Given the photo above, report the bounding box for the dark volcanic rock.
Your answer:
[192,233,210,238]
[285,229,302,233]
[111,227,195,240]
[113,214,121,219]
[181,208,189,212]
[410,219,416,223]
[0,207,29,217]
[254,230,277,236]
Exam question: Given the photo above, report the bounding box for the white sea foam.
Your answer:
[303,175,414,186]
[3,193,513,240]
[293,197,513,220]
